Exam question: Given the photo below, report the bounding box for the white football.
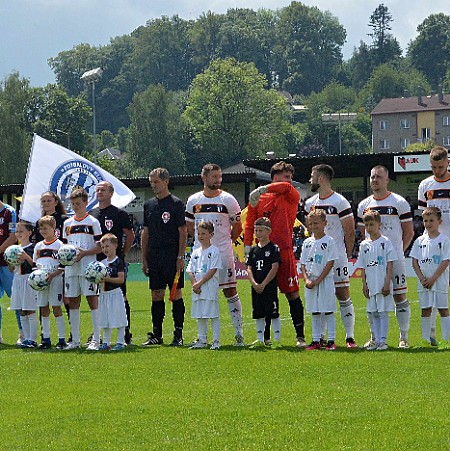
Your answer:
[4,245,22,266]
[85,261,108,283]
[57,244,78,266]
[28,269,49,291]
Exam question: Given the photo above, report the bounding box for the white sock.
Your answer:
[211,317,220,342]
[420,316,432,341]
[395,300,410,340]
[103,328,112,345]
[272,317,281,341]
[320,313,326,339]
[197,318,208,343]
[226,295,243,337]
[430,307,438,338]
[91,309,100,343]
[256,318,265,342]
[311,314,321,342]
[117,326,125,345]
[339,299,355,339]
[69,309,81,343]
[379,311,389,344]
[372,312,381,343]
[440,316,450,341]
[28,313,39,342]
[55,315,66,340]
[367,311,375,341]
[41,315,51,339]
[21,315,30,341]
[326,313,336,341]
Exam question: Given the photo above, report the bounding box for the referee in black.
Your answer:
[141,167,187,346]
[90,180,135,345]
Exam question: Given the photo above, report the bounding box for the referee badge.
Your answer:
[162,212,170,223]
[105,219,113,230]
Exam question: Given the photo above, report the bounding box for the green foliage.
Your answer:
[404,140,435,153]
[183,58,290,168]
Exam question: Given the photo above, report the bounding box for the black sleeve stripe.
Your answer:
[399,212,413,220]
[185,211,195,220]
[338,207,353,218]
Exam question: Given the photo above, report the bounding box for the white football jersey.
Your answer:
[356,235,397,296]
[185,190,241,253]
[305,191,353,258]
[357,192,412,260]
[410,233,450,293]
[34,238,63,271]
[63,214,102,277]
[418,175,450,238]
[300,234,337,279]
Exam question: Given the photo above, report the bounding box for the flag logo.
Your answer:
[50,159,104,214]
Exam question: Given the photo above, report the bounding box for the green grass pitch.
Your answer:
[0,277,448,450]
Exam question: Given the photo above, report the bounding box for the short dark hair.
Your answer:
[149,168,170,180]
[312,164,334,181]
[430,146,448,161]
[70,188,88,202]
[17,220,34,232]
[201,163,221,178]
[270,161,294,179]
[363,209,381,223]
[254,217,271,229]
[422,206,441,219]
[197,220,214,234]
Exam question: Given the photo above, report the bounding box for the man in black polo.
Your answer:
[90,180,135,344]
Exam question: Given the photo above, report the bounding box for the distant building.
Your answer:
[371,87,450,153]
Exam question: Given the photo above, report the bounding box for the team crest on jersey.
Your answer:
[162,212,170,223]
[105,219,113,230]
[49,159,104,215]
[194,205,202,214]
[265,250,271,257]
[426,190,433,200]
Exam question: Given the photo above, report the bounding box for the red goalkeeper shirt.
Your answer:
[244,182,300,250]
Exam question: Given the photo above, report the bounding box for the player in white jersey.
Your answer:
[185,163,244,345]
[357,165,414,348]
[62,189,102,350]
[356,210,397,350]
[305,164,357,348]
[410,207,450,348]
[417,146,450,344]
[33,215,66,349]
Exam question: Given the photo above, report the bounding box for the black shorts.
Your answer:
[147,248,185,291]
[252,285,279,319]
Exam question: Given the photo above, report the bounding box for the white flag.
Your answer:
[20,134,136,222]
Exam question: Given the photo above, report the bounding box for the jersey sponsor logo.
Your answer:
[50,159,104,215]
[105,219,113,230]
[426,189,450,200]
[363,205,398,216]
[162,212,170,223]
[66,224,95,235]
[193,203,229,214]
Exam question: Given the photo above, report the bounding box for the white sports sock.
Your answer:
[420,316,432,341]
[311,314,321,342]
[371,312,381,343]
[440,316,450,341]
[430,307,438,338]
[395,300,410,340]
[255,318,265,342]
[91,309,100,343]
[41,316,51,339]
[271,317,281,341]
[379,311,389,344]
[226,295,243,336]
[55,315,66,340]
[117,326,125,345]
[103,328,112,345]
[197,318,208,343]
[28,313,39,342]
[339,299,355,339]
[69,309,81,343]
[326,313,336,341]
[21,315,30,341]
[319,313,326,339]
[211,317,220,341]
[367,311,375,341]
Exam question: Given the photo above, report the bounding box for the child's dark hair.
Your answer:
[254,217,272,229]
[197,221,214,234]
[363,209,381,223]
[17,220,34,232]
[70,188,88,202]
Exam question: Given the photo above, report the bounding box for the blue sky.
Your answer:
[1,0,449,87]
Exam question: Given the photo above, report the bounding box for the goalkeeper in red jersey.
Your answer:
[244,161,306,347]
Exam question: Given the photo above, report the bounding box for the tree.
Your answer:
[127,84,186,176]
[408,13,450,87]
[183,58,290,170]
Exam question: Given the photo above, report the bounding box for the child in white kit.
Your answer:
[410,207,450,349]
[33,215,66,350]
[98,233,128,351]
[301,209,337,350]
[187,221,222,350]
[356,209,397,351]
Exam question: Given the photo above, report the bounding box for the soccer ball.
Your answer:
[28,269,49,291]
[4,245,22,266]
[85,261,108,283]
[57,244,78,266]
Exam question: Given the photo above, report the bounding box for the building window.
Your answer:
[443,136,450,146]
[401,138,410,149]
[443,116,450,126]
[379,120,388,130]
[379,140,390,150]
[400,119,410,129]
